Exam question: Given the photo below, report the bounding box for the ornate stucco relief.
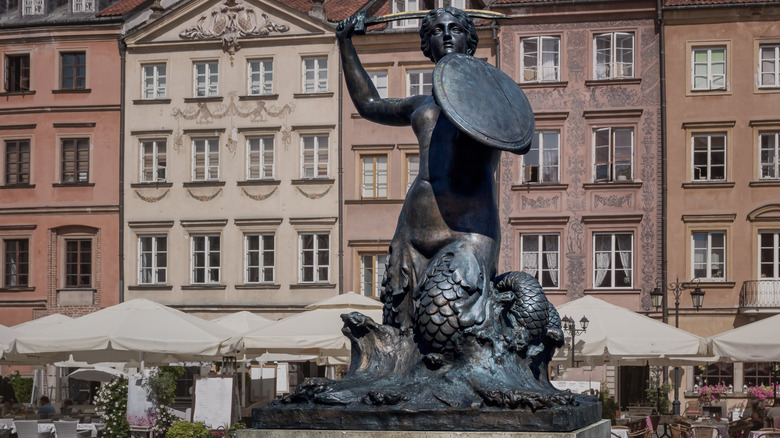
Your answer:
[135,189,170,203]
[241,186,277,201]
[296,186,330,199]
[521,195,560,210]
[593,193,632,209]
[187,188,222,201]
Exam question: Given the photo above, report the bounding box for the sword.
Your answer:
[364,9,508,26]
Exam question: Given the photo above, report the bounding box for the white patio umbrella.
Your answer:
[210,311,275,335]
[709,313,780,362]
[68,366,127,382]
[0,324,17,360]
[10,298,241,365]
[1,314,74,364]
[241,292,383,357]
[553,296,708,366]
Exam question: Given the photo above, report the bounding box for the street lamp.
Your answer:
[562,315,589,368]
[649,277,706,415]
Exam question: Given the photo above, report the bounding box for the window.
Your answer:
[248,59,273,95]
[61,52,86,90]
[193,61,218,97]
[61,138,89,183]
[593,127,633,182]
[520,234,559,288]
[760,131,779,180]
[694,362,733,386]
[191,234,220,284]
[192,138,219,181]
[138,235,166,284]
[22,0,42,15]
[759,231,780,279]
[759,44,780,88]
[406,153,419,193]
[692,133,726,181]
[5,140,30,185]
[521,36,560,83]
[361,155,388,199]
[593,232,632,289]
[64,239,91,288]
[523,131,560,183]
[302,57,327,93]
[743,363,774,387]
[360,253,387,298]
[692,47,726,90]
[300,233,329,283]
[407,69,432,96]
[692,231,725,280]
[142,63,166,99]
[301,134,328,179]
[245,234,274,284]
[4,239,29,287]
[247,136,274,180]
[140,140,166,183]
[393,0,419,28]
[5,54,30,92]
[593,32,634,80]
[439,0,465,7]
[369,70,388,98]
[72,0,94,12]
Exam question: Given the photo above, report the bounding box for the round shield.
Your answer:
[433,53,534,152]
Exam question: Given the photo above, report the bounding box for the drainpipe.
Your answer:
[338,39,344,295]
[657,0,667,325]
[118,36,126,303]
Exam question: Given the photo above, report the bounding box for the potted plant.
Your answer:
[699,383,727,405]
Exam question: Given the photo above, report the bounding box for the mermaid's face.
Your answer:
[427,13,468,63]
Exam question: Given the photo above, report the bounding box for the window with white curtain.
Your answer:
[520,234,559,288]
[248,59,273,95]
[302,57,328,93]
[247,136,274,180]
[191,234,220,284]
[140,139,167,182]
[138,235,167,284]
[593,232,632,289]
[759,44,780,88]
[692,47,726,90]
[593,127,633,182]
[3,238,29,287]
[692,133,726,181]
[245,233,274,284]
[759,131,779,180]
[760,231,780,279]
[523,130,560,183]
[193,61,219,97]
[361,155,388,199]
[142,63,167,99]
[393,0,419,28]
[300,233,329,283]
[369,70,389,98]
[406,153,419,193]
[407,69,432,97]
[692,231,725,280]
[593,32,634,80]
[360,253,388,298]
[301,134,328,178]
[521,36,560,83]
[192,138,219,181]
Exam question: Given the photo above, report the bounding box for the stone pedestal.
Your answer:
[237,419,610,438]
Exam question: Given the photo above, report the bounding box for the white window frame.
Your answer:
[692,231,726,281]
[438,0,465,7]
[140,139,167,183]
[72,0,94,13]
[407,69,432,97]
[760,131,780,180]
[22,0,43,15]
[406,153,419,193]
[361,155,388,199]
[520,234,560,289]
[193,61,219,97]
[593,127,633,182]
[245,233,275,284]
[360,252,388,298]
[192,138,219,181]
[301,134,328,179]
[522,130,560,183]
[246,136,274,180]
[593,32,634,80]
[520,36,561,83]
[191,234,220,284]
[248,59,273,96]
[299,232,329,283]
[692,47,726,91]
[593,232,633,289]
[138,235,167,285]
[369,70,388,99]
[759,231,780,279]
[142,63,166,100]
[393,0,419,29]
[302,57,328,94]
[759,44,780,88]
[692,133,726,182]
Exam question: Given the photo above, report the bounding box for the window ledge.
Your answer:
[183,96,223,103]
[689,281,736,289]
[345,199,405,205]
[584,288,642,294]
[518,81,568,89]
[182,284,227,290]
[237,179,281,187]
[183,181,226,188]
[239,94,279,101]
[0,184,35,189]
[128,284,173,290]
[52,89,91,94]
[289,283,337,289]
[584,78,641,87]
[131,182,173,188]
[53,182,95,187]
[583,181,642,189]
[235,283,281,290]
[0,90,35,97]
[511,183,569,191]
[682,182,735,189]
[132,98,172,105]
[0,286,35,292]
[293,92,334,99]
[291,178,334,185]
[749,180,780,187]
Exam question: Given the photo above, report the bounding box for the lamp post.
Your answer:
[650,277,705,415]
[562,315,589,368]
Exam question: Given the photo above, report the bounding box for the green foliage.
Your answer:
[94,377,130,438]
[145,366,185,437]
[8,371,33,404]
[164,420,210,438]
[0,375,17,402]
[599,382,619,425]
[646,376,672,414]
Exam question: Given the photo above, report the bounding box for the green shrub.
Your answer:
[94,377,130,437]
[599,382,619,425]
[165,421,210,438]
[8,371,33,404]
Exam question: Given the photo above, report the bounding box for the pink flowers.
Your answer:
[699,383,727,403]
[746,385,774,400]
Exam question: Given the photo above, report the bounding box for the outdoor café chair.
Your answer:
[54,420,91,438]
[13,420,51,438]
[686,401,702,419]
[628,428,654,438]
[671,422,691,438]
[691,425,722,438]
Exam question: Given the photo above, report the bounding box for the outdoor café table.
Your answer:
[692,419,729,438]
[612,428,629,438]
